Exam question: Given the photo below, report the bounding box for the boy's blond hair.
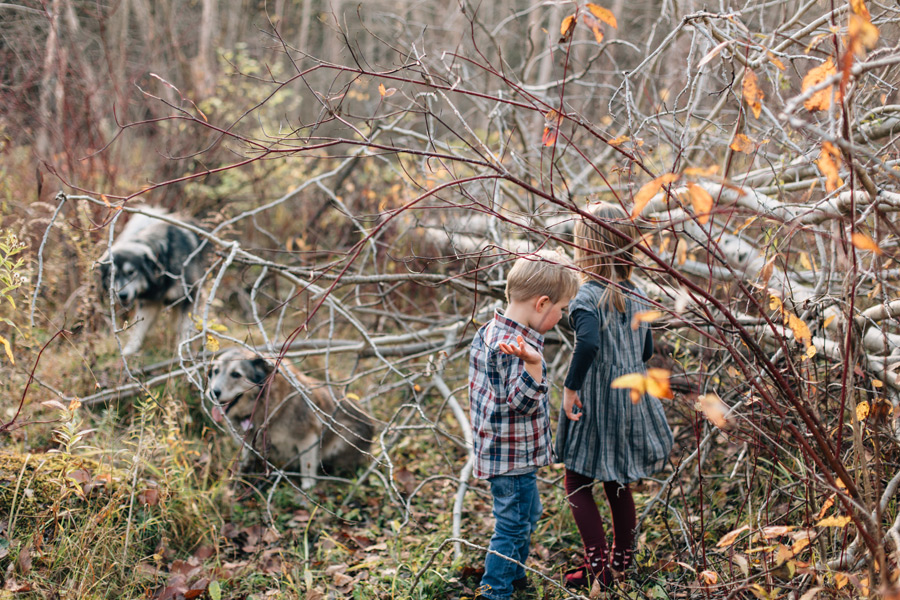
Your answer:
[505,248,580,304]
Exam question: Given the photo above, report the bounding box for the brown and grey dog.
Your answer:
[207,347,374,489]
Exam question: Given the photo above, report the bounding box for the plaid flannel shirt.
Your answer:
[468,310,551,479]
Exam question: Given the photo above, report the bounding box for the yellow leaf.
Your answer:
[586,3,617,28]
[697,392,730,429]
[716,524,750,548]
[611,373,647,394]
[805,345,817,359]
[817,142,843,193]
[802,59,840,112]
[799,252,813,271]
[823,314,836,329]
[835,572,849,589]
[769,295,783,312]
[787,313,811,347]
[699,570,718,585]
[379,83,386,96]
[683,165,719,177]
[608,135,629,146]
[205,335,219,353]
[0,333,13,365]
[852,232,883,254]
[632,173,679,218]
[792,537,811,555]
[730,133,756,154]
[68,399,82,412]
[631,310,663,330]
[857,401,870,421]
[816,514,852,527]
[742,70,764,119]
[559,14,577,42]
[346,393,360,401]
[686,182,714,224]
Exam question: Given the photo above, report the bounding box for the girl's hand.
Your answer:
[563,387,583,421]
[498,335,542,365]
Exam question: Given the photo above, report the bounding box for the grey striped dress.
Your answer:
[555,281,674,483]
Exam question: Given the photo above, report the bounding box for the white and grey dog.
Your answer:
[96,207,204,355]
[207,347,374,489]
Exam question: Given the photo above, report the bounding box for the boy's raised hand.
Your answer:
[498,335,542,364]
[498,335,544,383]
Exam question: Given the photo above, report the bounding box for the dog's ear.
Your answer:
[95,260,111,291]
[249,357,273,384]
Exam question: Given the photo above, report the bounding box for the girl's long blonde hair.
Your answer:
[573,203,640,313]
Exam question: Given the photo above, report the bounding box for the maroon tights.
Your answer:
[564,469,635,573]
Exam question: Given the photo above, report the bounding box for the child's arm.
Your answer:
[562,308,600,421]
[497,335,547,415]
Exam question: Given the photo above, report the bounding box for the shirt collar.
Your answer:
[492,308,545,348]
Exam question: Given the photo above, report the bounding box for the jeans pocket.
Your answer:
[489,475,517,499]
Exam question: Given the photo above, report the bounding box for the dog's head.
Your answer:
[207,348,273,424]
[96,242,161,307]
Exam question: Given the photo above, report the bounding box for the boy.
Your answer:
[469,248,580,600]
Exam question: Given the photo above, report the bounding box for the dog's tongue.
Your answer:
[241,419,252,431]
[211,406,225,423]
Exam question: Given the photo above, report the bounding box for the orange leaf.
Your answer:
[761,525,795,538]
[787,313,812,348]
[581,13,604,44]
[697,392,730,429]
[700,570,718,585]
[802,59,839,112]
[631,310,663,330]
[646,368,674,400]
[632,173,679,218]
[716,525,750,548]
[686,182,714,224]
[698,40,730,68]
[742,70,764,119]
[730,133,756,154]
[848,13,879,56]
[559,14,577,43]
[816,141,843,192]
[608,134,629,146]
[852,232,883,255]
[850,0,871,19]
[542,127,558,147]
[767,52,786,71]
[586,3,617,28]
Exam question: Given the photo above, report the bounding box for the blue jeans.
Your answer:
[479,471,542,600]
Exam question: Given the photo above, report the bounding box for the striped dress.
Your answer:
[555,280,673,483]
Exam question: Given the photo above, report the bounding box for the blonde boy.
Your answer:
[469,248,580,600]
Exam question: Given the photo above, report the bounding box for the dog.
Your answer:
[207,347,374,490]
[96,207,203,356]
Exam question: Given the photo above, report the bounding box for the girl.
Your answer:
[556,203,673,588]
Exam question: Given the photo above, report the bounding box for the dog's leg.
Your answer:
[122,301,161,356]
[175,304,195,352]
[298,435,320,490]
